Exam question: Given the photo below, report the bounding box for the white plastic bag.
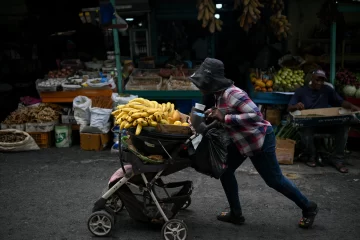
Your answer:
[0,129,40,152]
[90,107,112,133]
[73,96,92,125]
[112,93,138,107]
[87,79,109,88]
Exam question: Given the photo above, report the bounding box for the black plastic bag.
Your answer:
[190,128,231,179]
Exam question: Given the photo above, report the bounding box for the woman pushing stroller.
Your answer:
[189,58,318,228]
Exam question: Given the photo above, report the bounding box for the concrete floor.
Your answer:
[0,148,359,240]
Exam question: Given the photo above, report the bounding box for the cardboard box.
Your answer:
[276,138,296,165]
[156,113,191,135]
[156,124,192,135]
[290,107,360,127]
[80,133,109,151]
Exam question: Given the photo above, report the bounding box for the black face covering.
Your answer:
[189,58,233,93]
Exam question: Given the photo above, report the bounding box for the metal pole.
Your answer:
[110,0,123,93]
[330,21,336,86]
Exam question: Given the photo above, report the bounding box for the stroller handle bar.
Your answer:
[194,120,219,135]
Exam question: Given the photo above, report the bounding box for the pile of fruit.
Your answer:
[197,0,223,33]
[273,68,305,92]
[112,98,189,135]
[250,73,274,92]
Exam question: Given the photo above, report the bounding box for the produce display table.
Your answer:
[124,90,202,100]
[40,88,113,103]
[247,79,293,105]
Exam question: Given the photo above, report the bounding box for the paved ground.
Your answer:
[0,148,360,240]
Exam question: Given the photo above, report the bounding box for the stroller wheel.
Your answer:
[180,198,191,210]
[162,219,188,240]
[106,194,125,214]
[87,211,114,237]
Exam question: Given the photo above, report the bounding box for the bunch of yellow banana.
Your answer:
[236,0,264,32]
[270,13,291,40]
[197,0,223,33]
[112,98,189,135]
[269,0,284,13]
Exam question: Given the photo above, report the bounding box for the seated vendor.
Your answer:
[287,69,360,173]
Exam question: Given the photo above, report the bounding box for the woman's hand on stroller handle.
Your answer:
[196,120,219,134]
[206,108,224,123]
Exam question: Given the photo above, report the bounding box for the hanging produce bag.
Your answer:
[191,128,231,179]
[73,96,92,126]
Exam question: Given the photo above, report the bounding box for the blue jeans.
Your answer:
[220,126,310,216]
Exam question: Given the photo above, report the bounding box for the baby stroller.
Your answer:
[87,119,219,239]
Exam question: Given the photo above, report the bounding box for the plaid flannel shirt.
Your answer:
[215,85,271,156]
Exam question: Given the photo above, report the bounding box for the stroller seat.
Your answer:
[123,151,191,176]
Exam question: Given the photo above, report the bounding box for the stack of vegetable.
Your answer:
[48,67,75,78]
[2,104,60,125]
[196,0,223,33]
[336,69,360,98]
[112,98,189,135]
[275,122,300,141]
[0,132,26,143]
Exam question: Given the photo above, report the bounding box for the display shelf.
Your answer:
[40,88,113,103]
[247,78,293,105]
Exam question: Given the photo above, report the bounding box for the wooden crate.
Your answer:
[28,131,54,148]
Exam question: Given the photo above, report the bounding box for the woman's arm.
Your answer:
[223,90,264,126]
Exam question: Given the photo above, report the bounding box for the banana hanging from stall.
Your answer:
[196,0,221,33]
[237,0,264,32]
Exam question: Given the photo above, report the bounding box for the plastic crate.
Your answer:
[129,69,161,81]
[28,131,53,148]
[126,69,162,90]
[167,76,199,90]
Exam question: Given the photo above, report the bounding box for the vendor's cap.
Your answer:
[312,69,327,80]
[189,58,233,93]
